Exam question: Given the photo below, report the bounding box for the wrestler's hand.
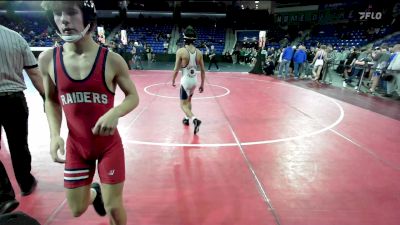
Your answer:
[50,136,66,163]
[92,109,119,136]
[199,85,204,93]
[172,79,176,87]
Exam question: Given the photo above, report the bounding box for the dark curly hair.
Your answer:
[183,26,197,45]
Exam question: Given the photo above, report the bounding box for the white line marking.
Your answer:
[207,78,282,225]
[121,79,171,135]
[144,83,230,99]
[330,129,400,170]
[124,74,345,147]
[44,199,67,225]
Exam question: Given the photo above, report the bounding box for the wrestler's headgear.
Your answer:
[43,0,97,43]
[183,26,197,44]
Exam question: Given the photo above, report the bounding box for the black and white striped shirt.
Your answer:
[0,25,37,93]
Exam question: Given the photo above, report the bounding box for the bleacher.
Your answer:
[305,24,393,48]
[196,26,225,54]
[174,25,225,54]
[374,33,400,47]
[1,12,397,54]
[126,24,173,53]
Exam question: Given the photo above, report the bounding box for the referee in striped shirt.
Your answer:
[0,24,45,214]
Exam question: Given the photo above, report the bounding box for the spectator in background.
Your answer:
[322,45,337,84]
[263,56,275,75]
[289,45,297,76]
[385,44,400,98]
[134,41,144,69]
[293,45,307,79]
[249,47,263,74]
[346,48,371,89]
[163,41,169,54]
[208,45,220,71]
[303,47,316,79]
[151,47,156,62]
[223,51,232,63]
[335,47,346,73]
[311,45,327,82]
[239,47,246,64]
[117,43,133,70]
[274,48,282,70]
[145,44,152,63]
[231,47,239,64]
[278,44,293,79]
[129,44,137,69]
[369,44,391,93]
[116,43,125,56]
[342,48,358,87]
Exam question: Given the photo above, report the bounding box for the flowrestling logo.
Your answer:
[359,11,382,20]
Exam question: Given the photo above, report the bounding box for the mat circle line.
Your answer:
[125,75,344,147]
[144,83,230,99]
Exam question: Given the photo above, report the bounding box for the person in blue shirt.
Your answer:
[293,45,307,79]
[278,44,293,79]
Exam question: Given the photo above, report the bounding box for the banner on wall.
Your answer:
[121,30,128,45]
[97,26,105,44]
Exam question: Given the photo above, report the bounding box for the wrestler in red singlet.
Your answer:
[54,46,125,188]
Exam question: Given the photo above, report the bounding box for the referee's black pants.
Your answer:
[208,58,219,70]
[0,92,35,194]
[0,161,14,201]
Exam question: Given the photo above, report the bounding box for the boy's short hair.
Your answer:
[183,26,197,45]
[41,0,97,33]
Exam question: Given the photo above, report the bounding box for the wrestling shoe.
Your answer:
[182,118,190,126]
[193,118,202,135]
[0,199,19,214]
[91,183,106,216]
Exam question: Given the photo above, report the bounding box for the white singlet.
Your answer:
[180,48,198,96]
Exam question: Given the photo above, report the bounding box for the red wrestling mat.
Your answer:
[1,70,399,225]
